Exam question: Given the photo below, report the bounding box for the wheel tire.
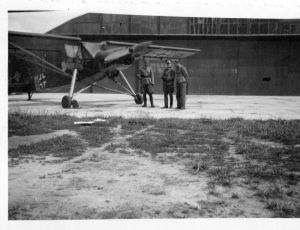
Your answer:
[134,93,143,104]
[71,99,79,109]
[61,95,72,108]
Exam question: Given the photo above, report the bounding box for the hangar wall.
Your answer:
[47,14,300,95]
[77,34,300,95]
[48,13,300,35]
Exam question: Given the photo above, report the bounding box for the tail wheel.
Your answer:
[61,95,72,108]
[71,99,79,109]
[134,93,143,104]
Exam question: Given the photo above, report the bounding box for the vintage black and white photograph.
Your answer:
[4,0,300,226]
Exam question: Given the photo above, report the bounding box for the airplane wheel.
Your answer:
[71,99,79,109]
[134,93,143,104]
[61,95,72,108]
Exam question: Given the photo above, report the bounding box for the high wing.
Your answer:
[106,41,200,59]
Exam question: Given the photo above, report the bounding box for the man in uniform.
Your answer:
[136,58,155,107]
[161,60,175,108]
[174,59,189,110]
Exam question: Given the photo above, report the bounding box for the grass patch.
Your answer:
[231,193,239,199]
[254,186,284,199]
[128,127,228,155]
[120,118,155,133]
[119,149,131,154]
[9,135,86,159]
[265,200,299,217]
[8,112,77,136]
[8,203,31,220]
[208,166,233,187]
[241,164,284,181]
[76,124,113,147]
[233,120,300,145]
[104,143,127,152]
[236,143,300,182]
[9,112,115,148]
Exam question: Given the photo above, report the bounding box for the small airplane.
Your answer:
[8,31,200,108]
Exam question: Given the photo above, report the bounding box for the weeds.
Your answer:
[119,118,155,134]
[231,193,239,199]
[254,186,284,199]
[208,166,232,186]
[265,200,298,217]
[242,164,284,181]
[236,143,300,183]
[9,112,114,148]
[8,112,77,136]
[9,135,86,159]
[231,119,300,145]
[77,125,113,147]
[104,143,126,152]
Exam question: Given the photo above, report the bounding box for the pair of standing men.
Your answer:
[161,59,189,109]
[137,58,189,109]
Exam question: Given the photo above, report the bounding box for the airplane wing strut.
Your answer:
[13,52,71,78]
[9,41,72,78]
[118,71,136,96]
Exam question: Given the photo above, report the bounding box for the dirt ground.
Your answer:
[8,93,300,219]
[8,125,273,219]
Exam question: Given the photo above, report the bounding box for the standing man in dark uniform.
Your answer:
[136,59,155,107]
[161,60,175,108]
[174,59,189,110]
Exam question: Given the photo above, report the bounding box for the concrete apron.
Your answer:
[8,93,300,120]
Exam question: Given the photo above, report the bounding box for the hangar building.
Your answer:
[48,13,300,95]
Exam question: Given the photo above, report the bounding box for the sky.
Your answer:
[8,11,84,33]
[7,0,300,33]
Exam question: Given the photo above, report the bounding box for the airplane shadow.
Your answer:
[81,103,118,108]
[9,97,131,109]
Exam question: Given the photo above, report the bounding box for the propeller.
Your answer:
[104,48,130,63]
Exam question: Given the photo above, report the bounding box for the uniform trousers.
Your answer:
[142,84,154,106]
[163,83,174,108]
[176,82,186,109]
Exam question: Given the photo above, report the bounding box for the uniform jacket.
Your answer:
[175,64,189,84]
[161,68,175,86]
[138,66,155,85]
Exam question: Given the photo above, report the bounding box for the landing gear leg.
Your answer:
[61,67,80,109]
[118,71,143,105]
